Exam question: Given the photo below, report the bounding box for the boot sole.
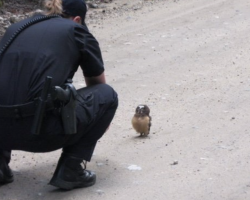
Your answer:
[49,176,96,190]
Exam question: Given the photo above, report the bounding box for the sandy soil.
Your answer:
[1,0,250,199]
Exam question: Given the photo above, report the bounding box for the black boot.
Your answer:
[49,153,96,190]
[0,156,14,185]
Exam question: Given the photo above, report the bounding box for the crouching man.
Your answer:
[0,0,118,190]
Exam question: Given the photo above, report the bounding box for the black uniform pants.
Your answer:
[0,84,118,163]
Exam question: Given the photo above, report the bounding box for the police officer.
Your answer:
[0,0,118,190]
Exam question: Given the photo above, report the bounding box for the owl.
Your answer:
[131,105,152,136]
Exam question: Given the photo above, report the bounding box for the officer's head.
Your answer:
[62,0,87,25]
[44,0,87,25]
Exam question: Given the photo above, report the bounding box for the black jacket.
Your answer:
[0,14,104,105]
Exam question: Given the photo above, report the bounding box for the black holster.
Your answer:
[52,80,78,135]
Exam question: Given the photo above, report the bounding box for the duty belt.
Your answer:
[0,76,77,135]
[0,99,54,119]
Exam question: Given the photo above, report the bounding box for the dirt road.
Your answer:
[1,0,250,199]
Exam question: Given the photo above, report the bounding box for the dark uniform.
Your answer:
[0,14,118,165]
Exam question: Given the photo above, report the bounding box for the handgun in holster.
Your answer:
[52,79,78,135]
[31,77,77,135]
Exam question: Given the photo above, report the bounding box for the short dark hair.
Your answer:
[62,0,87,25]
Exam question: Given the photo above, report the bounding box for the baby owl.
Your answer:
[131,105,152,136]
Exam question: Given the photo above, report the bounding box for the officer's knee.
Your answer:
[101,84,118,109]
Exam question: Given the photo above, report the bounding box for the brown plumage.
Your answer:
[131,105,152,136]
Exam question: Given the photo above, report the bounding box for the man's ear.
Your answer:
[72,16,82,24]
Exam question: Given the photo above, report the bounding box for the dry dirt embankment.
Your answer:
[0,0,158,38]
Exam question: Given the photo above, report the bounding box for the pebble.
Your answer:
[88,3,99,9]
[171,160,178,165]
[128,164,142,171]
[96,189,105,195]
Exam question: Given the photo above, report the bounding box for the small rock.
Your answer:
[128,165,142,171]
[4,25,9,30]
[96,189,104,195]
[171,160,178,165]
[88,3,99,9]
[9,16,17,24]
